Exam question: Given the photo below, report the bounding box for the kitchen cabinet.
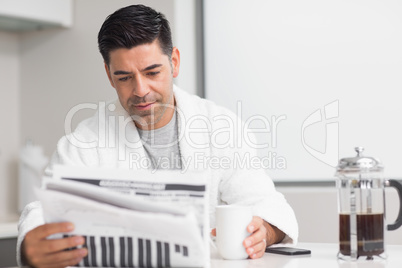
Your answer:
[0,0,72,32]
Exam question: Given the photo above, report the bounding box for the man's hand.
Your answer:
[22,222,88,268]
[242,216,285,259]
[211,216,285,259]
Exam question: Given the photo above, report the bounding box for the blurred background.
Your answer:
[0,1,201,265]
[0,0,203,221]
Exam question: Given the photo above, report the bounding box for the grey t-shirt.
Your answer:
[137,110,182,170]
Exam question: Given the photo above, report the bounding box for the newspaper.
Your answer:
[36,165,210,268]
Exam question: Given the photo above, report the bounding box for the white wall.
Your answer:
[173,0,198,96]
[0,31,20,218]
[204,0,402,180]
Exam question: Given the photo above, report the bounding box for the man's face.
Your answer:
[105,40,180,130]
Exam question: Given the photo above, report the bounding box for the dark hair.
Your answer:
[98,4,173,66]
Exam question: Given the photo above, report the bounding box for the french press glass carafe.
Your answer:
[336,147,402,261]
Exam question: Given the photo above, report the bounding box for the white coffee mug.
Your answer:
[215,205,253,260]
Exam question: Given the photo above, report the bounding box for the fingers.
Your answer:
[41,236,85,254]
[246,239,266,259]
[243,216,267,259]
[26,222,74,241]
[23,222,88,268]
[29,248,87,268]
[243,225,265,248]
[24,237,86,268]
[247,216,263,233]
[40,248,88,267]
[244,217,265,247]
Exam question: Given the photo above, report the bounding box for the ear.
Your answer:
[171,47,180,78]
[104,62,116,89]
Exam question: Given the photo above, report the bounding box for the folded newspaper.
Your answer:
[36,165,210,268]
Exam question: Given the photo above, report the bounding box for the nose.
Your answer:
[133,75,150,98]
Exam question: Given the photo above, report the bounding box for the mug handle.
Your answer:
[386,179,402,231]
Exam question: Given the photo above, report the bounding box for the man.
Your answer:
[18,4,298,267]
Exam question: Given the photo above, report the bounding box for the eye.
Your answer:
[147,71,160,76]
[118,76,130,81]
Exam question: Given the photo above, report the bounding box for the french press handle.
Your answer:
[386,179,402,231]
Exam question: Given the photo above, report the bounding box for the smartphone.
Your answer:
[265,247,311,256]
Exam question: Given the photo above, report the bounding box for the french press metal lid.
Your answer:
[336,147,383,173]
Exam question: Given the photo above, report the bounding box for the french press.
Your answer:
[336,147,402,260]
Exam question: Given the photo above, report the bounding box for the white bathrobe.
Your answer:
[17,85,298,265]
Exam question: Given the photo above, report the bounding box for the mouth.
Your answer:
[134,102,155,111]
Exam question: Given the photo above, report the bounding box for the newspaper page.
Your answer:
[37,165,210,268]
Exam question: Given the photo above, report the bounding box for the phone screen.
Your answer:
[265,247,311,256]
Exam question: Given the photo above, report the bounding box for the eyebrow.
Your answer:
[113,70,132,75]
[113,64,163,75]
[141,64,162,72]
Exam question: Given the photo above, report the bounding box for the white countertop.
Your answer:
[211,243,402,268]
[2,241,401,267]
